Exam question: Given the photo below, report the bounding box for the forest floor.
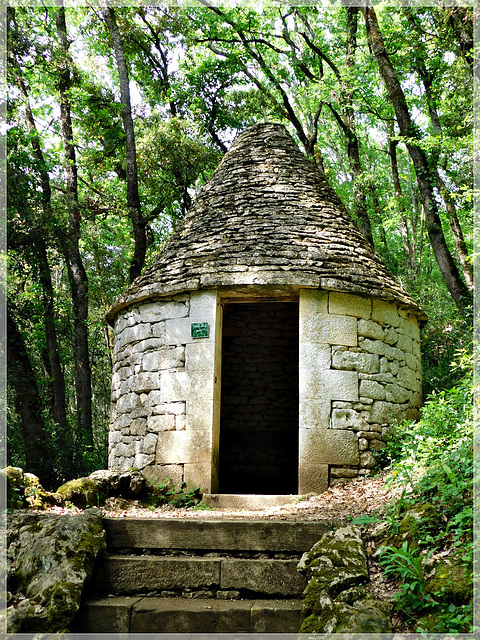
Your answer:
[100,470,396,521]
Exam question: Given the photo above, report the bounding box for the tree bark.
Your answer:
[7,309,56,488]
[404,9,474,291]
[344,7,373,246]
[9,16,73,475]
[404,8,473,291]
[34,234,71,446]
[387,127,416,273]
[362,4,471,315]
[55,6,93,449]
[103,7,147,283]
[436,175,474,290]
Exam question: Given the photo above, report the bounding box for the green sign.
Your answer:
[191,322,210,339]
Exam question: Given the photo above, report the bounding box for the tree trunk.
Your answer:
[34,234,72,459]
[362,4,471,315]
[404,9,474,291]
[387,130,416,273]
[55,6,93,450]
[436,175,474,290]
[10,22,73,476]
[103,7,147,283]
[7,309,56,488]
[344,7,373,246]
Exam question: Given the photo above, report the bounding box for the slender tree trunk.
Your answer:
[436,175,474,289]
[103,7,147,283]
[10,23,73,475]
[35,236,68,429]
[344,7,373,246]
[362,4,471,315]
[55,6,93,449]
[404,10,474,291]
[387,128,415,272]
[7,309,56,488]
[34,233,74,476]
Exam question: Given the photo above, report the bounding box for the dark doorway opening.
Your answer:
[219,301,299,494]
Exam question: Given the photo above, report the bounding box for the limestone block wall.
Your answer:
[298,290,422,493]
[109,290,221,492]
[109,285,422,496]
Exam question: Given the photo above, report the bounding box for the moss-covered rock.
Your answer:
[23,473,64,509]
[299,525,369,597]
[88,469,122,495]
[4,466,26,509]
[425,556,472,605]
[56,477,106,509]
[88,468,145,498]
[6,507,106,633]
[385,502,443,550]
[299,525,392,633]
[300,592,393,633]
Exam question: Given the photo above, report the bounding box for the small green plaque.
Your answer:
[191,322,210,339]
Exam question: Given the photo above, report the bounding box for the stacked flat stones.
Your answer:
[107,123,426,323]
[107,122,426,490]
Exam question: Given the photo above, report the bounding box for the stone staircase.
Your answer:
[79,516,333,633]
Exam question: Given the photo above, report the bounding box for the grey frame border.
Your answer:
[1,0,477,639]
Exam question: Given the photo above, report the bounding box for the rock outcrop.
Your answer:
[6,507,106,633]
[2,466,146,510]
[298,525,392,633]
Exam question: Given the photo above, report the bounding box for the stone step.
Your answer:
[202,493,298,510]
[95,554,305,597]
[104,517,332,553]
[79,596,302,633]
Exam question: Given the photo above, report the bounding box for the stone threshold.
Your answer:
[202,494,300,510]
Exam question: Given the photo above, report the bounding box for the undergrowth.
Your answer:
[375,346,474,633]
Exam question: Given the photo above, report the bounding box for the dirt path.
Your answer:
[99,471,396,521]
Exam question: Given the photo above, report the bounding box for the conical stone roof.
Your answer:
[107,122,426,324]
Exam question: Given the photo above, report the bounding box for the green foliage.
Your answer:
[167,483,201,508]
[6,5,473,498]
[379,542,436,613]
[146,477,202,509]
[377,347,473,632]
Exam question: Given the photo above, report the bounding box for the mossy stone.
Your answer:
[56,477,106,509]
[301,596,392,633]
[23,473,64,510]
[386,502,443,549]
[300,526,392,633]
[426,557,472,604]
[7,507,106,633]
[4,466,25,509]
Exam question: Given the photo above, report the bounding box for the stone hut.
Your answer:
[106,122,427,495]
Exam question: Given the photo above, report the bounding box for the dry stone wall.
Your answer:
[109,286,422,495]
[109,290,220,492]
[298,290,421,493]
